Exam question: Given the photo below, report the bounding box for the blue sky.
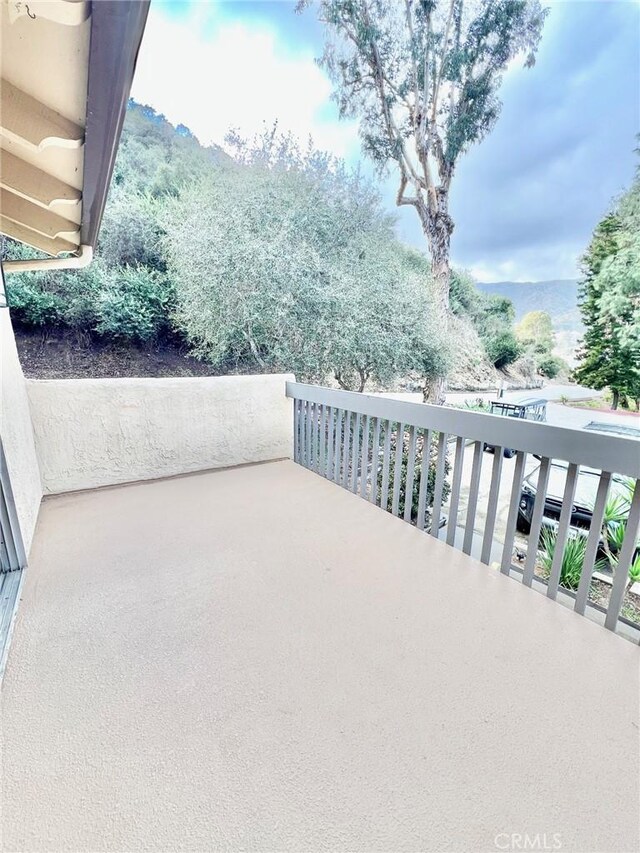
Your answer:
[132,0,640,282]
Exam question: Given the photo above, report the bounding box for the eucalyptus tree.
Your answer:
[300,0,547,400]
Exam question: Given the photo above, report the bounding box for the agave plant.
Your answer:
[538,528,587,591]
[599,483,639,587]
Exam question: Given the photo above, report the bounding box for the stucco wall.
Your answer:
[27,374,294,494]
[1,309,42,555]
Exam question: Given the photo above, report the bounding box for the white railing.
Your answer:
[286,382,640,641]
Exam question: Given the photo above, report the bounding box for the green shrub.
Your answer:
[538,528,586,591]
[537,355,565,378]
[378,424,450,530]
[94,266,174,342]
[5,277,64,327]
[484,331,521,369]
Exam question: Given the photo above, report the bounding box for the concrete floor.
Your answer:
[2,461,638,852]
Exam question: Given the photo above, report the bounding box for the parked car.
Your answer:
[584,420,640,440]
[516,464,637,558]
[484,397,547,459]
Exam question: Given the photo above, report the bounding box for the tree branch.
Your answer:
[396,172,418,207]
[430,0,456,124]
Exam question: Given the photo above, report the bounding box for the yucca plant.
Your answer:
[599,482,639,587]
[538,528,587,591]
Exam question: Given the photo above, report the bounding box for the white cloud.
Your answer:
[131,4,359,159]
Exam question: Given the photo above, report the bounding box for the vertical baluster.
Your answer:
[298,401,304,466]
[463,441,483,555]
[351,413,361,493]
[312,402,321,472]
[547,462,580,599]
[403,425,418,522]
[416,429,433,531]
[342,411,352,489]
[333,409,343,483]
[369,417,381,505]
[319,404,327,475]
[575,471,611,615]
[480,447,504,564]
[500,451,527,574]
[325,406,334,479]
[522,457,551,587]
[446,436,466,546]
[304,400,312,468]
[293,399,300,463]
[381,420,392,511]
[430,432,448,537]
[360,415,371,498]
[605,478,640,631]
[391,422,405,516]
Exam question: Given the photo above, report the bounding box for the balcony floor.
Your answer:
[2,460,638,852]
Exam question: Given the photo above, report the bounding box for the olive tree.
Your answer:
[163,136,446,389]
[300,0,547,401]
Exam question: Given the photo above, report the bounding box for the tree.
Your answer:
[162,131,447,389]
[537,354,565,379]
[515,310,554,353]
[573,172,640,410]
[485,329,520,368]
[300,0,547,401]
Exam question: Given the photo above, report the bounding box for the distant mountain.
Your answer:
[476,280,583,365]
[476,280,580,329]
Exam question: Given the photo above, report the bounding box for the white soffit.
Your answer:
[0,0,90,255]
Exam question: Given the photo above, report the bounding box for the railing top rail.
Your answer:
[286,382,640,478]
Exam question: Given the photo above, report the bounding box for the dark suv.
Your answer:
[517,462,632,537]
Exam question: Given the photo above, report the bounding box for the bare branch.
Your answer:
[396,172,418,207]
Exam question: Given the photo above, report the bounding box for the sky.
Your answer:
[131,0,640,282]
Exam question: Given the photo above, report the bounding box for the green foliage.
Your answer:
[537,478,639,592]
[537,355,565,379]
[306,0,546,173]
[3,100,519,392]
[5,276,64,327]
[450,269,518,367]
[484,330,521,369]
[573,167,640,408]
[378,427,450,530]
[538,529,586,591]
[5,258,173,344]
[598,482,640,586]
[301,0,546,335]
[515,310,554,353]
[163,128,449,388]
[94,266,174,342]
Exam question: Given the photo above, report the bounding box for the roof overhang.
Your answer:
[0,0,149,269]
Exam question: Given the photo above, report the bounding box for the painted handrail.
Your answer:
[286,382,640,641]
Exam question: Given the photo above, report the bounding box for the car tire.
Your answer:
[503,447,516,459]
[516,514,531,534]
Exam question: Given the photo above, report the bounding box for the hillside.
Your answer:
[477,280,582,364]
[476,280,580,329]
[5,100,526,391]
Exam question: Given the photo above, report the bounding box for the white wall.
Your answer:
[27,374,294,494]
[1,309,42,555]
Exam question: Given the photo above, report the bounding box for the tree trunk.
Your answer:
[611,388,620,410]
[420,207,452,405]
